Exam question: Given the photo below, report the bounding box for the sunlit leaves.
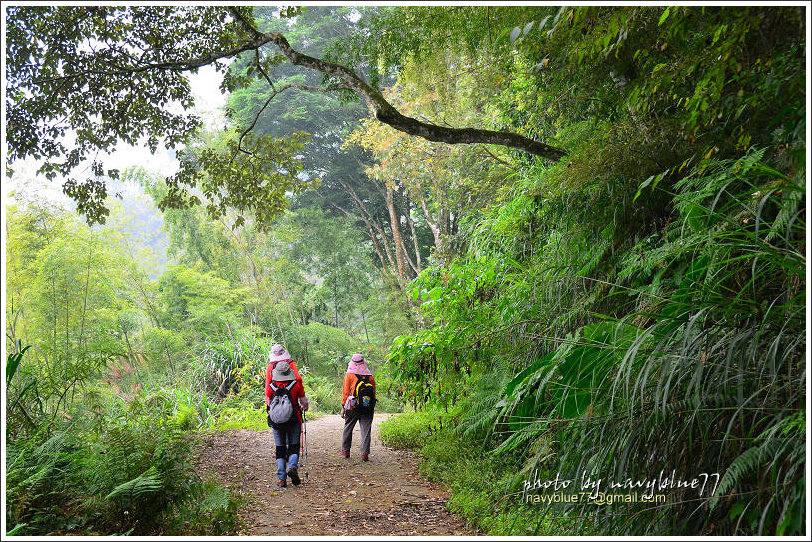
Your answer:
[163,130,315,231]
[6,6,244,224]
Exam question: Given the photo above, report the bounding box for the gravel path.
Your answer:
[195,414,473,536]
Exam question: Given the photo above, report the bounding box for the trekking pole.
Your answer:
[302,410,309,480]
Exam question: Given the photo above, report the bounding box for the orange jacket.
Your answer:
[342,372,376,407]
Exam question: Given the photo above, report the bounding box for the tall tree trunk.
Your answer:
[405,199,422,274]
[278,287,299,326]
[333,275,339,328]
[366,223,389,273]
[394,189,419,275]
[335,179,398,270]
[360,310,370,344]
[385,185,407,288]
[50,276,58,361]
[414,180,442,249]
[65,294,70,360]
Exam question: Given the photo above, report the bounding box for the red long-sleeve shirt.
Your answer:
[265,360,303,404]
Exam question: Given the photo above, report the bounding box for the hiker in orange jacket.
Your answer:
[340,353,376,462]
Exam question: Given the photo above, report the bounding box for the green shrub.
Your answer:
[304,374,342,414]
[193,331,272,400]
[286,322,363,376]
[140,327,189,375]
[170,404,197,430]
[160,476,243,535]
[378,406,450,450]
[209,395,268,431]
[5,392,241,536]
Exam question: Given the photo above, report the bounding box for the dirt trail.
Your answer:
[195,414,473,536]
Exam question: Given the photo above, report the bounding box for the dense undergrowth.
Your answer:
[380,5,806,537]
[6,324,400,535]
[5,4,806,538]
[385,151,805,536]
[5,374,244,535]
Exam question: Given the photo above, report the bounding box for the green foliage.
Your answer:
[303,374,342,414]
[278,208,377,330]
[378,407,444,450]
[5,342,30,386]
[193,332,271,400]
[104,466,163,508]
[5,341,42,437]
[140,327,188,375]
[170,404,198,431]
[167,129,316,231]
[396,147,805,535]
[208,395,268,432]
[231,5,369,173]
[5,203,150,435]
[6,6,237,224]
[339,6,533,83]
[286,322,364,375]
[161,476,244,535]
[158,265,249,337]
[6,392,240,535]
[380,8,805,530]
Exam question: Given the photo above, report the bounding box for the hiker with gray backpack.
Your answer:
[266,358,309,488]
[340,353,376,461]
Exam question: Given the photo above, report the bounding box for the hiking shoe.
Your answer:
[277,479,287,488]
[288,468,301,486]
[340,449,350,459]
[361,454,369,462]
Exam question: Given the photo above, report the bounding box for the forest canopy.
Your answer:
[6,5,565,229]
[4,4,807,537]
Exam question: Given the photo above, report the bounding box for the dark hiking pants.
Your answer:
[342,409,373,457]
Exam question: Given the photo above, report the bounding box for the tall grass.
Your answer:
[390,148,805,535]
[491,150,806,534]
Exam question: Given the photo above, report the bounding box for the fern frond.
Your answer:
[105,466,163,505]
[710,439,785,510]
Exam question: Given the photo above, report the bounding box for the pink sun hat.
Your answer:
[268,343,291,363]
[347,353,372,376]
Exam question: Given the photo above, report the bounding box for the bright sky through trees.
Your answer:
[4,66,228,207]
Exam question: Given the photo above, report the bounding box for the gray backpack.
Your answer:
[268,381,296,427]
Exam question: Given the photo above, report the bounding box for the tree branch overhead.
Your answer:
[229,7,567,161]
